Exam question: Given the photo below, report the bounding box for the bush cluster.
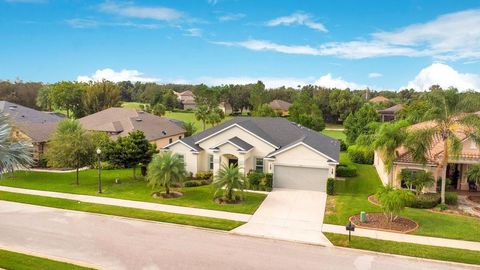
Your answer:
[195,171,213,180]
[347,145,374,164]
[445,192,458,205]
[409,193,440,209]
[247,171,272,191]
[336,163,357,177]
[338,139,348,151]
[183,180,210,187]
[327,178,335,195]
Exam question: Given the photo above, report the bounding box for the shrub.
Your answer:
[265,173,273,188]
[438,203,448,211]
[247,171,265,187]
[338,139,348,151]
[409,193,440,209]
[347,145,374,164]
[93,161,120,170]
[445,192,458,205]
[336,164,357,177]
[37,155,48,168]
[327,178,335,195]
[195,171,213,180]
[183,180,210,187]
[376,185,415,222]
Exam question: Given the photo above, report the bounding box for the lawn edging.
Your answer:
[0,191,245,231]
[0,248,96,270]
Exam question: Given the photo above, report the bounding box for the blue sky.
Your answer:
[1,0,480,90]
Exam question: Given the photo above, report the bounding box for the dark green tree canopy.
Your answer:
[344,103,380,144]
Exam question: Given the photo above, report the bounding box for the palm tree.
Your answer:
[213,164,245,202]
[373,120,409,174]
[467,164,480,185]
[195,105,210,131]
[147,152,186,195]
[404,88,480,204]
[0,113,33,174]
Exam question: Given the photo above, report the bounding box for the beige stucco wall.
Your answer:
[153,133,185,150]
[166,142,199,173]
[273,144,336,178]
[374,150,391,185]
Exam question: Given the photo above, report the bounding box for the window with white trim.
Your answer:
[255,157,264,172]
[208,154,214,171]
[177,154,184,162]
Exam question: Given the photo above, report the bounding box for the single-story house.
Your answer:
[219,102,233,115]
[163,117,340,192]
[374,113,480,192]
[369,96,390,103]
[269,99,291,116]
[79,107,186,150]
[176,90,197,110]
[0,101,64,161]
[378,104,403,122]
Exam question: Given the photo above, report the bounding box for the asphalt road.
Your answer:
[0,201,475,270]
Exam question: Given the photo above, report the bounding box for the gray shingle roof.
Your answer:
[173,117,339,162]
[228,136,254,151]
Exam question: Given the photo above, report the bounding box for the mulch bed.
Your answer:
[349,213,418,233]
[468,196,480,204]
[152,191,183,199]
[215,197,243,205]
[368,194,380,206]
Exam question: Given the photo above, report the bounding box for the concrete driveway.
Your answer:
[232,188,332,246]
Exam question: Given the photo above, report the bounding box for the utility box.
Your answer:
[360,211,367,223]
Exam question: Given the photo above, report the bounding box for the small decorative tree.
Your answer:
[213,164,245,203]
[147,152,186,197]
[376,185,414,222]
[467,164,480,185]
[399,170,435,195]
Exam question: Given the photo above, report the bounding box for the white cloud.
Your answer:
[218,13,245,22]
[66,19,98,28]
[368,72,383,78]
[65,18,159,29]
[184,28,202,37]
[216,9,480,60]
[314,74,366,89]
[99,1,183,21]
[77,68,159,83]
[5,0,46,3]
[404,63,480,91]
[267,12,327,32]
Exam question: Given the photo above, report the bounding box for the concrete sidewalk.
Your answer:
[323,224,480,251]
[0,186,251,222]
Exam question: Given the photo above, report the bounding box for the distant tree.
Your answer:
[327,89,365,122]
[207,107,224,127]
[225,85,250,113]
[213,164,246,202]
[147,152,186,196]
[104,131,158,179]
[50,81,86,118]
[0,112,33,174]
[252,103,277,117]
[83,80,121,114]
[195,105,210,131]
[376,185,414,222]
[117,81,134,101]
[36,85,53,111]
[289,91,325,131]
[194,84,220,109]
[182,122,197,137]
[151,103,166,116]
[248,81,266,110]
[396,99,430,124]
[46,119,95,185]
[344,103,380,144]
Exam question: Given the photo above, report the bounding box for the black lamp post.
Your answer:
[96,148,102,194]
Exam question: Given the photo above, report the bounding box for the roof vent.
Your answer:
[138,110,144,114]
[9,105,17,110]
[162,131,167,135]
[135,118,142,122]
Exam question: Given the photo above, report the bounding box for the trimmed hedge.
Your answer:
[327,178,335,195]
[195,171,213,180]
[445,192,458,205]
[410,193,440,209]
[183,180,210,187]
[347,145,374,164]
[247,171,272,191]
[336,164,357,177]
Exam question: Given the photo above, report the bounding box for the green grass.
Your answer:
[325,123,344,130]
[325,153,480,242]
[121,101,146,109]
[325,233,480,266]
[0,169,265,215]
[0,191,244,230]
[321,129,346,140]
[0,248,94,270]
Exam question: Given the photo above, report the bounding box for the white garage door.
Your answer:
[273,165,328,192]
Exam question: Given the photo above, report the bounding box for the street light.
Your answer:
[96,148,102,194]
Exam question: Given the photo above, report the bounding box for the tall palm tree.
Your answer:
[0,113,33,174]
[467,164,480,185]
[147,152,186,195]
[404,88,480,204]
[195,105,210,131]
[373,120,410,174]
[213,164,245,201]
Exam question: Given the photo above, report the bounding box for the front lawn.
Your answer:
[325,153,480,242]
[325,233,480,266]
[0,169,265,215]
[0,191,243,230]
[0,249,94,270]
[320,129,346,140]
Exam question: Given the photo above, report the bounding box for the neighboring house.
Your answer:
[176,90,197,110]
[0,101,64,161]
[374,113,480,192]
[369,96,390,103]
[269,99,291,116]
[218,102,233,115]
[79,107,186,150]
[163,117,340,192]
[378,104,403,122]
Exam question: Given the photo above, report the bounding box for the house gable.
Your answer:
[273,143,334,168]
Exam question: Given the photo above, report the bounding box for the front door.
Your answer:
[228,158,238,167]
